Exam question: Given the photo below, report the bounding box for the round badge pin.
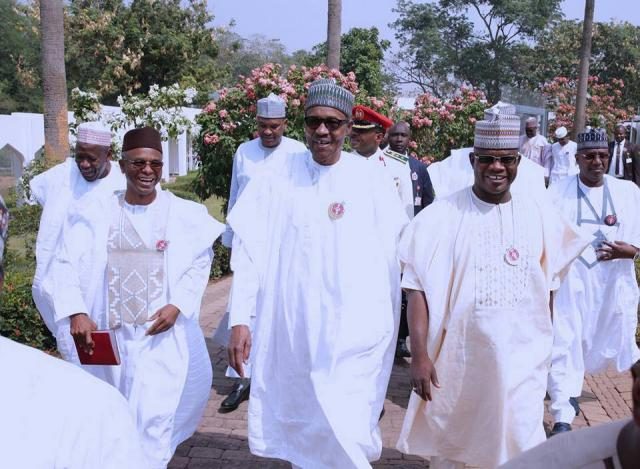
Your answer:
[411,171,418,181]
[328,202,345,220]
[504,247,520,266]
[604,214,617,226]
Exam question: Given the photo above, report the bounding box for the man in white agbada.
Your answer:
[396,102,588,469]
[501,360,640,469]
[30,121,125,362]
[546,126,578,186]
[216,93,306,412]
[51,127,224,468]
[520,116,549,168]
[547,127,640,436]
[227,78,408,468]
[0,195,145,469]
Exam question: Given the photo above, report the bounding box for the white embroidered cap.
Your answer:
[473,101,521,150]
[257,93,286,118]
[77,121,112,147]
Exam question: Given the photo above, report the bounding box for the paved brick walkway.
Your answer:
[169,276,634,468]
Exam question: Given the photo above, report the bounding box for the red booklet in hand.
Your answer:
[74,330,121,366]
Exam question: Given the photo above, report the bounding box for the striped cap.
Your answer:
[577,127,608,151]
[305,78,354,118]
[473,101,521,150]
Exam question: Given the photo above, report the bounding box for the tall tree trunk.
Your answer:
[326,0,342,70]
[574,0,594,137]
[40,0,68,164]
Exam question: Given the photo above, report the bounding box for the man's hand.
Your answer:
[147,304,180,336]
[410,354,440,402]
[597,241,638,261]
[228,325,251,378]
[70,313,97,355]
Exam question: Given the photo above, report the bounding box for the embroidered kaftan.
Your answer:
[547,175,640,423]
[396,187,588,468]
[51,190,223,469]
[227,151,408,468]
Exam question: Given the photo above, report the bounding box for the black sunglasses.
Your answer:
[474,154,520,167]
[123,159,164,169]
[304,116,349,131]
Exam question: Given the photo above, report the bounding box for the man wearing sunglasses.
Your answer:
[216,93,306,413]
[547,127,640,437]
[30,121,126,364]
[51,127,225,467]
[226,78,408,468]
[396,102,588,469]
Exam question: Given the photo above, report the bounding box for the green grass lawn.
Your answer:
[163,172,226,222]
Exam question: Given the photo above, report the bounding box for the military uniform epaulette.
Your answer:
[383,148,409,164]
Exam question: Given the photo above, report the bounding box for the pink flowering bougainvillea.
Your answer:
[541,76,633,137]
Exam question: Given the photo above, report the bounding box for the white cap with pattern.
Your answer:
[77,121,112,147]
[473,101,521,150]
[257,93,286,118]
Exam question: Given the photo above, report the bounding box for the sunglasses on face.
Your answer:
[474,154,520,166]
[580,153,610,161]
[304,116,349,131]
[123,159,164,169]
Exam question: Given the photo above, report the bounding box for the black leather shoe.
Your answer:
[549,422,572,437]
[220,380,250,412]
[395,338,411,358]
[569,397,580,416]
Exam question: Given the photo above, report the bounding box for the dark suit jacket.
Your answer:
[608,140,640,187]
[408,156,434,216]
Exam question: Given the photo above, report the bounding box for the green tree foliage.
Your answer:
[524,20,640,109]
[0,0,42,113]
[307,27,392,97]
[391,0,562,101]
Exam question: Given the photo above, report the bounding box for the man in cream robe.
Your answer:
[547,128,640,435]
[396,103,588,469]
[520,116,549,168]
[51,128,224,468]
[31,122,125,362]
[227,79,408,468]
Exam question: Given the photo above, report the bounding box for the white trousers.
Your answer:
[547,300,585,424]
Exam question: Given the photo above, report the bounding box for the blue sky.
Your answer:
[209,0,639,53]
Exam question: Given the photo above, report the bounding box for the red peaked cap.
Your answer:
[122,127,163,154]
[352,105,393,131]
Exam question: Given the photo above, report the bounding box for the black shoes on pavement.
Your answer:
[220,379,250,412]
[395,338,411,358]
[550,422,572,436]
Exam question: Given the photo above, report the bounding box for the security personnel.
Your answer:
[387,121,434,358]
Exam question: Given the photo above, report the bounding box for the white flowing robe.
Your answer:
[499,418,629,469]
[227,151,408,468]
[51,190,224,468]
[427,147,547,200]
[221,135,307,248]
[396,187,588,468]
[547,175,640,421]
[548,140,578,185]
[0,336,147,469]
[215,135,306,371]
[30,158,125,362]
[520,134,549,168]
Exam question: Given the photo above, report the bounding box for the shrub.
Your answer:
[211,239,230,279]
